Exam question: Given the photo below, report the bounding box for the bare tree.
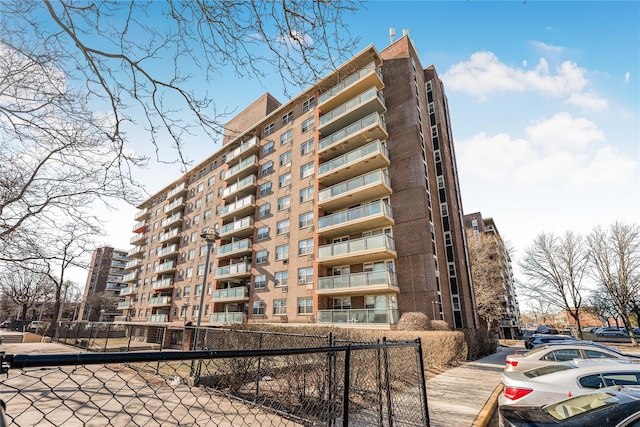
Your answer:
[519,231,590,339]
[585,287,619,327]
[0,265,53,319]
[588,221,640,346]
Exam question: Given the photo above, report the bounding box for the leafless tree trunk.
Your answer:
[0,265,53,320]
[588,221,640,346]
[519,231,589,339]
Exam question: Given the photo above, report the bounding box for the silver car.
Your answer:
[505,343,635,372]
[499,359,640,407]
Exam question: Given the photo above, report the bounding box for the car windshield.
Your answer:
[524,364,576,378]
[543,391,620,421]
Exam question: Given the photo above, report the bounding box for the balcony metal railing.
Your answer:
[152,278,174,290]
[316,308,399,325]
[221,195,255,217]
[158,228,180,242]
[226,136,259,164]
[318,234,395,260]
[209,312,246,324]
[318,201,393,231]
[166,182,186,199]
[222,175,257,199]
[318,112,386,153]
[318,169,390,203]
[317,271,397,292]
[134,207,149,221]
[212,287,249,300]
[149,296,171,306]
[319,62,380,104]
[318,140,388,177]
[160,212,182,228]
[219,216,253,236]
[148,314,168,323]
[223,155,258,181]
[217,238,252,257]
[213,262,251,279]
[163,197,184,214]
[155,260,176,273]
[319,87,384,127]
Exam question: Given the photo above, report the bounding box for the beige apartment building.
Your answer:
[120,36,478,336]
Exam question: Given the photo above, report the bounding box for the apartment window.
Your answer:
[184,218,191,228]
[215,204,220,215]
[258,203,271,218]
[298,298,313,315]
[276,219,290,235]
[301,117,314,133]
[273,299,287,315]
[191,231,198,242]
[300,162,314,179]
[437,176,444,189]
[277,195,291,211]
[197,264,205,276]
[434,150,441,162]
[217,187,222,197]
[256,250,268,264]
[192,214,200,225]
[199,245,209,257]
[279,150,292,167]
[333,297,351,309]
[254,274,266,289]
[197,183,204,193]
[302,96,315,113]
[301,139,314,155]
[257,226,269,241]
[210,161,217,172]
[261,161,274,176]
[280,130,293,146]
[299,211,313,229]
[195,284,202,296]
[300,186,314,203]
[259,181,272,197]
[275,245,289,261]
[182,236,189,246]
[264,123,275,137]
[440,203,448,216]
[282,111,293,126]
[253,301,266,315]
[204,209,212,220]
[298,267,313,284]
[188,249,195,260]
[205,192,214,203]
[186,268,193,279]
[298,239,314,256]
[275,271,288,287]
[431,126,438,138]
[278,172,291,188]
[263,140,275,155]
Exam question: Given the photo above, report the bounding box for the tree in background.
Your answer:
[0,265,53,320]
[588,221,640,346]
[519,231,590,339]
[585,287,621,327]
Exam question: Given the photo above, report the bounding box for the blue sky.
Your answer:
[85,1,639,306]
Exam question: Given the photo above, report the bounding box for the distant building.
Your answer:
[464,213,520,338]
[79,247,130,321]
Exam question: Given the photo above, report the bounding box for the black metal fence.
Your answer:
[0,339,429,426]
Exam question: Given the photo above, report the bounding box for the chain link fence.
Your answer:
[0,339,429,426]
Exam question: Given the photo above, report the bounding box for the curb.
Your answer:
[471,383,503,427]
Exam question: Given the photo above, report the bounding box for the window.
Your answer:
[279,172,291,188]
[584,350,617,359]
[273,299,287,315]
[184,286,191,297]
[276,219,290,235]
[275,245,289,261]
[195,284,202,296]
[197,183,204,193]
[256,226,269,241]
[208,176,216,187]
[282,111,293,126]
[298,267,313,284]
[197,264,205,276]
[263,140,275,155]
[194,198,202,209]
[206,192,214,203]
[298,239,313,256]
[300,186,314,203]
[280,130,293,146]
[302,96,315,113]
[300,162,314,179]
[299,211,313,228]
[277,195,291,211]
[258,203,271,218]
[259,181,272,197]
[255,250,268,264]
[261,161,274,176]
[192,214,200,225]
[301,138,314,155]
[275,271,288,287]
[542,349,582,362]
[191,231,198,242]
[298,298,313,315]
[333,297,351,309]
[204,209,212,221]
[264,123,275,137]
[253,301,266,315]
[188,249,195,260]
[199,245,209,257]
[279,150,292,167]
[254,274,266,289]
[301,117,314,133]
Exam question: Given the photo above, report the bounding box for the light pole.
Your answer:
[195,229,218,349]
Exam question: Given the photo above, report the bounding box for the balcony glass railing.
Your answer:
[226,136,259,164]
[127,246,143,257]
[132,220,146,232]
[166,182,186,199]
[119,286,136,296]
[155,260,176,273]
[129,234,145,244]
[149,314,168,323]
[318,169,390,202]
[134,208,149,220]
[318,234,395,259]
[124,260,140,269]
[319,112,385,152]
[214,262,251,278]
[161,212,182,228]
[222,175,257,198]
[221,195,255,216]
[212,287,249,300]
[209,312,245,324]
[117,301,132,310]
[217,238,252,257]
[122,272,137,282]
[163,197,184,213]
[223,155,258,180]
[152,278,174,290]
[319,62,380,104]
[318,201,393,230]
[317,271,397,291]
[159,228,180,242]
[319,87,384,127]
[157,244,178,257]
[149,296,171,306]
[220,216,253,235]
[318,140,388,177]
[316,309,399,325]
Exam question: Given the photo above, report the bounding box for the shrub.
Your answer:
[397,312,431,331]
[430,320,450,331]
[463,327,497,360]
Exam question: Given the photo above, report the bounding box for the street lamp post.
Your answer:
[195,229,218,349]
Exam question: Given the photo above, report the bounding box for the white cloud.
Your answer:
[275,30,313,47]
[522,60,527,67]
[564,91,609,111]
[625,72,630,83]
[526,112,605,152]
[530,40,564,53]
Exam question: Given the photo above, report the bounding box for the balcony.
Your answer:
[318,112,388,161]
[161,212,183,228]
[129,233,146,245]
[163,197,184,215]
[119,286,136,296]
[219,216,254,239]
[132,220,147,233]
[213,262,251,280]
[155,260,176,274]
[127,246,144,258]
[149,296,172,306]
[166,182,187,199]
[223,154,258,182]
[124,259,141,270]
[157,244,179,259]
[222,175,257,202]
[117,301,133,310]
[318,201,394,238]
[149,314,168,323]
[318,87,386,136]
[217,238,252,260]
[318,140,390,186]
[317,169,391,211]
[152,278,174,291]
[220,195,256,220]
[226,136,260,166]
[212,286,250,302]
[158,228,181,243]
[317,271,399,296]
[318,62,384,112]
[134,207,150,221]
[317,234,396,267]
[209,312,246,324]
[316,309,399,326]
[122,272,138,283]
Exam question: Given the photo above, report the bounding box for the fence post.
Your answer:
[254,331,264,401]
[87,323,94,350]
[382,337,394,427]
[127,325,132,352]
[104,324,111,352]
[74,324,81,348]
[376,338,384,427]
[327,332,335,426]
[342,346,351,427]
[415,338,431,427]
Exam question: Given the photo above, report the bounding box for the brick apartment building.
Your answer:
[79,247,130,321]
[119,35,479,337]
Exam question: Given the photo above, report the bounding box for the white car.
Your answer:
[505,343,636,372]
[499,359,640,407]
